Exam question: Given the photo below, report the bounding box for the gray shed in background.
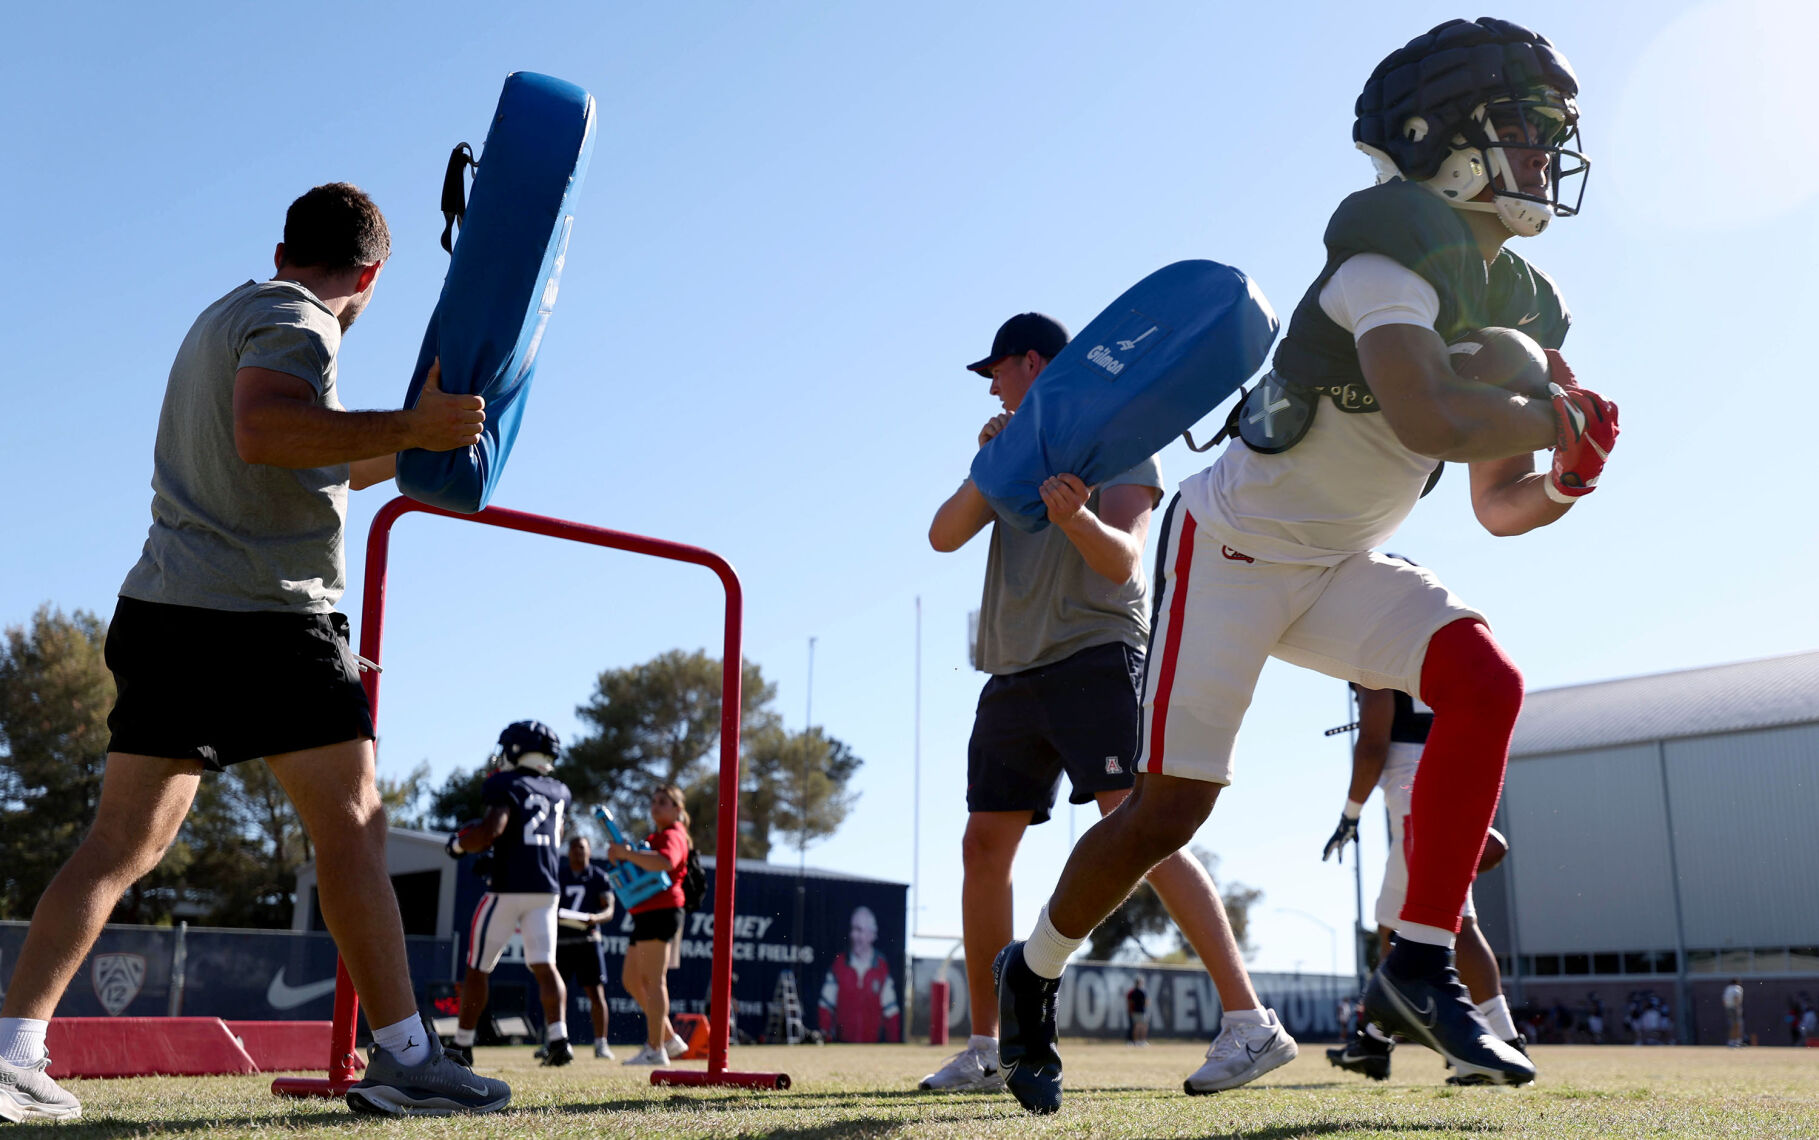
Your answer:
[1474,650,1819,1045]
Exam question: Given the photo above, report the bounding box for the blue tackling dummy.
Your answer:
[592,805,674,910]
[396,71,597,514]
[970,260,1278,531]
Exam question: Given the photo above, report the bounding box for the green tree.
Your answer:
[562,650,862,859]
[1085,847,1262,963]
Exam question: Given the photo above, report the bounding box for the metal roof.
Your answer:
[1511,649,1819,758]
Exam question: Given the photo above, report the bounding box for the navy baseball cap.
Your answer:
[966,312,1069,376]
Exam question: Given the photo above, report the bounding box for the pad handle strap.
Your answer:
[440,142,478,254]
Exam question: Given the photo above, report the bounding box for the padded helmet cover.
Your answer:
[1355,17,1579,182]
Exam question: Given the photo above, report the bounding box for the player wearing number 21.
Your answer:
[444,721,576,1068]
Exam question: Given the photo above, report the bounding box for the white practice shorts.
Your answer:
[1137,503,1483,785]
[1373,741,1476,928]
[466,891,560,971]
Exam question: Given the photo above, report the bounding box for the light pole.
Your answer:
[1276,907,1338,978]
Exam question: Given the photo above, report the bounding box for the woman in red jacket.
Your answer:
[610,783,691,1065]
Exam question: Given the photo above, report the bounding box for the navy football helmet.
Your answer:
[1354,18,1588,236]
[490,719,560,773]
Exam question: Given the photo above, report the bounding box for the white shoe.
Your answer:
[1184,1011,1298,1095]
[0,1055,82,1122]
[621,1045,667,1066]
[917,1046,1005,1092]
[594,1040,614,1060]
[663,1033,688,1059]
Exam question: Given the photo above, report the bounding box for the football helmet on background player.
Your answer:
[489,719,560,773]
[1354,17,1588,237]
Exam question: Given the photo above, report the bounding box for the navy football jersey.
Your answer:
[480,767,572,894]
[557,859,614,943]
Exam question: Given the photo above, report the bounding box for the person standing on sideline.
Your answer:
[921,312,1294,1099]
[556,835,618,1059]
[1125,977,1150,1046]
[1323,673,1529,1083]
[613,784,692,1066]
[1722,979,1745,1047]
[446,721,575,1068]
[0,184,508,1121]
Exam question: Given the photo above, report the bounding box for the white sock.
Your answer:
[0,1018,48,1066]
[548,1021,568,1043]
[1478,995,1518,1041]
[1396,922,1457,949]
[373,1014,432,1067]
[968,1033,998,1058]
[454,1027,477,1047]
[1221,1007,1266,1027]
[1364,1021,1393,1043]
[1022,907,1084,980]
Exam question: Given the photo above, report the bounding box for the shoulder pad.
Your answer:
[1324,183,1484,333]
[1488,250,1571,350]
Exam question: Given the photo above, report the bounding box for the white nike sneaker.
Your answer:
[0,1055,82,1122]
[1183,1012,1298,1095]
[593,1040,614,1060]
[917,1046,1005,1092]
[621,1045,667,1066]
[662,1033,688,1059]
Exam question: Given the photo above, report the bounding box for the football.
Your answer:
[1448,326,1552,399]
[1479,825,1509,872]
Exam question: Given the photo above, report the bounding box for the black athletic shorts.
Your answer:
[104,596,374,771]
[629,907,683,944]
[556,937,608,985]
[966,641,1143,824]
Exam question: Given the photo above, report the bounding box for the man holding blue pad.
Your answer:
[924,313,1294,1100]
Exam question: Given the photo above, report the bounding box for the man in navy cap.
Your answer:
[920,314,1292,1097]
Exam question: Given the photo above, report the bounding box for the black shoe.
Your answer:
[1364,944,1536,1087]
[994,941,1062,1115]
[1325,1028,1393,1081]
[1447,1033,1532,1086]
[540,1037,573,1067]
[444,1044,474,1068]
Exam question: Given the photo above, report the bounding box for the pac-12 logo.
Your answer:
[92,952,146,1016]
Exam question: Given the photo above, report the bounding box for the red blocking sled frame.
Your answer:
[271,496,790,1097]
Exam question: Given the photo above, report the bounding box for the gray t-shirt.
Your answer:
[974,456,1164,675]
[119,280,350,613]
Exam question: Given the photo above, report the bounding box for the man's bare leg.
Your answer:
[959,810,1030,1038]
[529,963,567,1032]
[267,738,415,1028]
[0,755,201,1021]
[458,969,491,1034]
[586,983,608,1038]
[1094,789,1257,1012]
[1045,774,1223,940]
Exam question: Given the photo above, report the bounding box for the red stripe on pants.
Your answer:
[1146,510,1198,774]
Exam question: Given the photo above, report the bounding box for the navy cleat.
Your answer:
[994,941,1063,1114]
[1448,1033,1533,1086]
[346,1034,511,1116]
[1325,1027,1394,1081]
[1364,942,1535,1087]
[540,1036,573,1067]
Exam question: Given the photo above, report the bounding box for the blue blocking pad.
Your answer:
[396,72,597,513]
[970,260,1279,532]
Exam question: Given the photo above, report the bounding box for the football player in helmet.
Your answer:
[995,18,1619,1110]
[446,721,576,1067]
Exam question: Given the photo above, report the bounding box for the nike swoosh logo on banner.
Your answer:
[266,968,340,1010]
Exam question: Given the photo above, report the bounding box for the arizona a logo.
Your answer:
[92,953,146,1016]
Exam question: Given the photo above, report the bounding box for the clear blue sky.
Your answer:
[4,0,1815,977]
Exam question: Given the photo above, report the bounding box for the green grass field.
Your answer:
[46,1041,1819,1139]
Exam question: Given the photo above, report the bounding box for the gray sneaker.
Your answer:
[345,1034,511,1116]
[0,1055,82,1123]
[917,1046,1005,1092]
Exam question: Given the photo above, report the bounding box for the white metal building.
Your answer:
[1474,650,1819,1045]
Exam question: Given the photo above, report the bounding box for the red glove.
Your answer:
[1546,368,1619,503]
